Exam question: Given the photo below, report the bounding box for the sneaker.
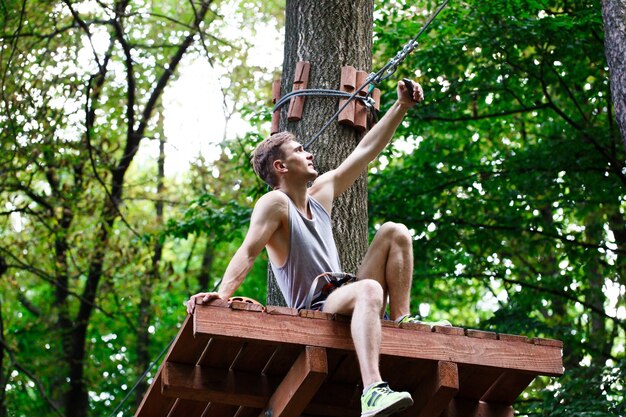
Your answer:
[397,315,452,327]
[361,382,413,417]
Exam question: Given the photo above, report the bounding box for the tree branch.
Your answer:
[61,0,104,70]
[0,334,64,417]
[420,102,551,122]
[451,272,625,331]
[0,247,116,320]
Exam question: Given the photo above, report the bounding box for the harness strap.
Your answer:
[304,271,358,310]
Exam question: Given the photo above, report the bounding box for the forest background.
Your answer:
[0,0,624,416]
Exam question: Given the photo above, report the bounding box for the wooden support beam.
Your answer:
[271,78,281,135]
[134,373,176,417]
[401,361,458,417]
[135,316,202,417]
[235,407,263,417]
[204,402,242,417]
[456,365,503,401]
[443,398,514,417]
[162,352,344,416]
[261,346,328,417]
[287,61,310,121]
[354,70,369,132]
[338,65,357,126]
[480,371,536,405]
[162,362,274,407]
[167,398,209,417]
[193,305,564,376]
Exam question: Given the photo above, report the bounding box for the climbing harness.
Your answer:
[304,271,358,310]
[273,0,450,150]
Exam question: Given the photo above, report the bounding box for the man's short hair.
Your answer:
[251,131,295,188]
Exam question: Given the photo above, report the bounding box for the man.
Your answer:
[187,79,448,417]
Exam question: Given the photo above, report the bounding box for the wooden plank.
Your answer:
[338,65,357,126]
[456,365,504,400]
[196,298,230,308]
[309,382,361,417]
[327,352,360,384]
[312,351,361,413]
[433,325,465,336]
[306,379,361,416]
[198,338,244,368]
[380,355,429,391]
[299,309,334,320]
[234,406,263,417]
[480,371,536,405]
[167,398,209,417]
[497,333,529,343]
[134,373,176,417]
[443,398,514,417]
[170,315,211,364]
[230,301,264,312]
[162,362,275,408]
[261,346,328,417]
[404,361,458,417]
[262,344,303,376]
[162,361,357,416]
[230,342,277,373]
[354,70,368,132]
[203,402,240,417]
[265,306,298,316]
[135,316,197,417]
[398,321,433,332]
[194,307,564,376]
[531,337,564,348]
[466,329,498,340]
[287,61,310,121]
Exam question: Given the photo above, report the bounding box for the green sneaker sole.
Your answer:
[361,395,413,417]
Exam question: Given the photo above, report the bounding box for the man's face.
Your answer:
[279,140,317,181]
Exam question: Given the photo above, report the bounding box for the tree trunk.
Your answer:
[267,0,374,306]
[135,113,166,408]
[0,296,6,417]
[601,0,626,150]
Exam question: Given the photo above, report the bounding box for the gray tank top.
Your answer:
[270,195,342,309]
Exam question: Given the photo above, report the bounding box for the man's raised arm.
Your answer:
[310,79,423,202]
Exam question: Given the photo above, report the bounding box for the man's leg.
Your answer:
[322,279,414,417]
[322,279,384,387]
[357,222,413,321]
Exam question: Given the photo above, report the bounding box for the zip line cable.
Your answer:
[283,0,451,150]
[109,336,174,417]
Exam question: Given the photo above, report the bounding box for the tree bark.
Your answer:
[601,0,626,150]
[267,0,374,306]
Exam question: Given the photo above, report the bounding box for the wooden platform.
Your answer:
[135,300,563,417]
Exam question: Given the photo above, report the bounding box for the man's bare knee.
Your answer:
[356,279,384,309]
[378,222,411,246]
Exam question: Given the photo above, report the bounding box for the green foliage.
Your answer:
[164,193,252,242]
[371,0,625,414]
[0,0,280,415]
[0,0,624,415]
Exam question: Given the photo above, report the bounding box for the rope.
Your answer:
[109,283,220,416]
[286,0,451,150]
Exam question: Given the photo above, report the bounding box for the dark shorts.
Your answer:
[309,293,328,311]
[305,272,359,311]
